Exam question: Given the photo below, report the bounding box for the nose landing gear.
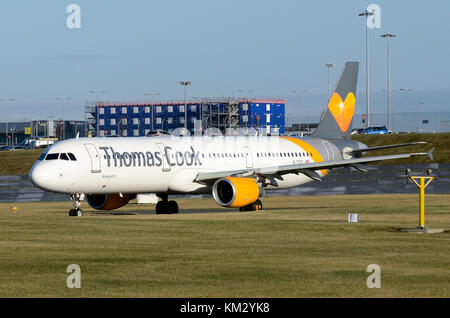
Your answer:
[69,193,84,217]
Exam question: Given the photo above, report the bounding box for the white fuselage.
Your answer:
[29,135,337,195]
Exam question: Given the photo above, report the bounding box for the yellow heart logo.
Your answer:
[327,92,355,132]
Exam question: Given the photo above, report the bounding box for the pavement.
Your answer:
[1,163,449,203]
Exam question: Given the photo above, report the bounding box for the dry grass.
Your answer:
[0,194,449,298]
[352,132,450,164]
[0,149,43,175]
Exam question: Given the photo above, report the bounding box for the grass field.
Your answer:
[0,194,449,298]
[353,132,450,164]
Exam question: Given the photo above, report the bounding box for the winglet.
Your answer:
[427,147,435,161]
[411,147,435,161]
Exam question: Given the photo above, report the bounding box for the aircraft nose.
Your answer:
[29,164,49,190]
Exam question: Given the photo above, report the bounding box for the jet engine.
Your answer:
[212,177,259,208]
[86,194,136,211]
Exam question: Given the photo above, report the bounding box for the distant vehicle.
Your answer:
[351,128,364,135]
[10,145,27,150]
[146,130,170,137]
[364,126,389,135]
[24,137,58,149]
[0,145,26,151]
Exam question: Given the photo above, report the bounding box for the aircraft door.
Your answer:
[84,143,101,173]
[243,146,253,168]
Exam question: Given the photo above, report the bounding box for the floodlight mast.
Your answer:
[380,32,396,131]
[359,10,374,128]
[179,81,192,133]
[324,63,335,101]
[0,98,15,146]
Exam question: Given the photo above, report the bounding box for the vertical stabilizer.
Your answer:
[312,61,359,139]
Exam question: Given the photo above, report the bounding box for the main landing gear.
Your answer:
[155,194,179,214]
[239,199,263,212]
[69,193,84,217]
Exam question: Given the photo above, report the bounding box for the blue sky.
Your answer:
[0,0,449,122]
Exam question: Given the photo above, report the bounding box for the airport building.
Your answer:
[0,120,86,146]
[85,98,286,137]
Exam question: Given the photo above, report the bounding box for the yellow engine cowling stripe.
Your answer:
[280,136,328,176]
[225,177,259,208]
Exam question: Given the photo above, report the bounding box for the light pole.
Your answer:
[237,89,254,100]
[380,32,396,131]
[56,97,71,140]
[359,10,374,128]
[179,81,191,133]
[144,92,160,131]
[88,89,106,104]
[324,63,335,100]
[291,90,307,132]
[0,98,15,146]
[399,88,411,132]
[417,102,424,133]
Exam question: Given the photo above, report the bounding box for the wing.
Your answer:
[194,148,434,186]
[346,142,428,157]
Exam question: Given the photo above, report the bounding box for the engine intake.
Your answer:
[212,177,259,208]
[86,194,135,211]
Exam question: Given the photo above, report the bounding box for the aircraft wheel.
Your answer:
[239,200,263,212]
[255,199,263,211]
[155,201,165,214]
[69,209,77,216]
[167,200,179,214]
[76,209,83,217]
[156,200,179,214]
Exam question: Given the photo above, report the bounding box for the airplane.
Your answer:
[29,62,433,216]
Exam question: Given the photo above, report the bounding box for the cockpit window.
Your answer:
[68,153,77,161]
[59,153,69,161]
[45,153,59,160]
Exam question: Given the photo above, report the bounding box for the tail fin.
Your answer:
[312,61,359,140]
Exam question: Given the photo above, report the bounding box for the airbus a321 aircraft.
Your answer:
[29,62,433,216]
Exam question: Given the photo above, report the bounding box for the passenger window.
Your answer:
[45,153,59,160]
[68,153,77,161]
[60,153,69,161]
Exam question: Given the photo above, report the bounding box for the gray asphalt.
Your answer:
[1,163,449,204]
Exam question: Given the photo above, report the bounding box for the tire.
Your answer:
[69,209,77,216]
[256,199,263,211]
[155,201,165,214]
[76,209,83,217]
[167,201,179,214]
[156,200,179,214]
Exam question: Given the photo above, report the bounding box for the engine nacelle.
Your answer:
[212,177,259,208]
[86,194,135,211]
